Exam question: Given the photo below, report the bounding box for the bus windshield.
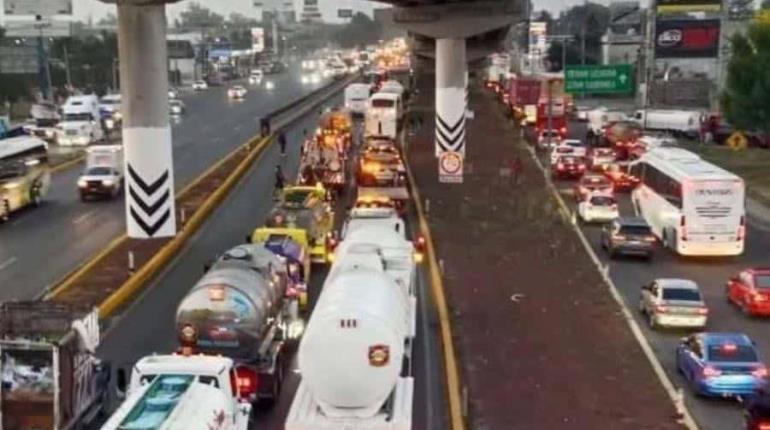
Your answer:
[0,160,25,180]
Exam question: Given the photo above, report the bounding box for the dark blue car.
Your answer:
[677,332,768,398]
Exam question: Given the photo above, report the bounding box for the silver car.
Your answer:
[639,279,708,330]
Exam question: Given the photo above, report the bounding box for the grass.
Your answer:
[682,141,770,208]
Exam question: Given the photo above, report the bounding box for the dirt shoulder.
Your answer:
[407,76,682,429]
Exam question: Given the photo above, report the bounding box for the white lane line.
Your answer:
[0,257,18,271]
[72,210,97,225]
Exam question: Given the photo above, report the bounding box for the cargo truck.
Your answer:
[175,244,304,406]
[0,301,109,430]
[285,209,419,430]
[101,354,251,430]
[507,77,540,125]
[270,185,336,264]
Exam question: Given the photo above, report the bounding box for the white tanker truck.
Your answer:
[175,243,304,407]
[285,210,419,430]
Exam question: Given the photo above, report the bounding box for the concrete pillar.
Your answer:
[118,4,176,238]
[435,38,467,157]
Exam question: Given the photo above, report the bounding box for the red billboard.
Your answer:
[654,19,720,58]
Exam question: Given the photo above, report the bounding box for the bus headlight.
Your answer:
[3,182,21,190]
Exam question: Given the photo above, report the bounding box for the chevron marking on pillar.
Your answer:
[127,164,172,237]
[436,113,466,153]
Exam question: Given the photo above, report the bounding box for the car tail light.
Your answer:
[758,422,770,430]
[560,126,567,135]
[753,366,768,378]
[644,235,657,243]
[233,366,259,400]
[703,366,722,378]
[612,234,626,240]
[655,304,668,313]
[695,307,708,315]
[737,215,745,241]
[578,164,586,170]
[557,163,564,170]
[680,215,688,242]
[752,292,766,302]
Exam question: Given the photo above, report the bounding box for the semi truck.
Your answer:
[269,185,336,264]
[175,244,304,406]
[0,301,109,430]
[506,77,540,125]
[100,354,251,430]
[299,111,351,194]
[632,109,704,138]
[249,226,312,312]
[285,208,419,430]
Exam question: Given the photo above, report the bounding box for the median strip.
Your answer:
[45,76,357,318]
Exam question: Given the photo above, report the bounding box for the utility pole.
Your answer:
[63,43,72,88]
[546,78,553,179]
[271,10,279,57]
[35,15,51,100]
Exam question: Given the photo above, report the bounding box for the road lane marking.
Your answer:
[0,257,18,271]
[73,210,97,225]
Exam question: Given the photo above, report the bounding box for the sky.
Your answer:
[1,0,384,24]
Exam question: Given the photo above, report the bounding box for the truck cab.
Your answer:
[102,355,251,430]
[57,95,104,146]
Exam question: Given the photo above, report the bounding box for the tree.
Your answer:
[228,12,257,29]
[178,3,225,30]
[98,13,117,26]
[546,41,583,71]
[762,0,770,9]
[332,13,382,48]
[721,18,770,134]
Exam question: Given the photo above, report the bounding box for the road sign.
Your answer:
[338,9,353,18]
[565,64,634,94]
[727,131,747,151]
[4,19,71,37]
[4,0,72,15]
[438,151,463,183]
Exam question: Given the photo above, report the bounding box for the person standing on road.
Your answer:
[279,132,287,156]
[512,155,523,185]
[274,165,285,199]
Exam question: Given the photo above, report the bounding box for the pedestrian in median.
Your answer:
[279,132,287,156]
[274,165,285,200]
[512,155,523,185]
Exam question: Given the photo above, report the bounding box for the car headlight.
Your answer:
[77,179,87,188]
[103,179,115,187]
[45,129,55,137]
[266,81,274,90]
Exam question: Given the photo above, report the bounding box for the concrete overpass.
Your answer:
[99,0,517,239]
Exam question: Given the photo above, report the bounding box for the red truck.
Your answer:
[535,97,567,137]
[507,77,540,125]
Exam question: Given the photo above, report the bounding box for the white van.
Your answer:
[58,95,104,146]
[630,148,745,256]
[344,83,370,116]
[633,109,703,138]
[365,92,402,139]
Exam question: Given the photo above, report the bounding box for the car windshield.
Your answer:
[662,288,701,301]
[590,196,615,206]
[755,275,770,289]
[85,167,113,176]
[100,98,119,105]
[707,344,759,363]
[619,225,652,235]
[371,99,394,108]
[559,156,579,164]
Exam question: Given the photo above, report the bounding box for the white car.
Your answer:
[169,99,186,115]
[537,129,562,150]
[228,86,247,99]
[577,192,619,223]
[561,139,587,157]
[168,88,178,99]
[248,70,263,85]
[192,80,208,91]
[639,279,708,330]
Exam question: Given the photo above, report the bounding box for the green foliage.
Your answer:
[178,2,225,30]
[332,13,382,48]
[721,19,770,132]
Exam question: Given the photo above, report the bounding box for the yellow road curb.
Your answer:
[404,153,466,430]
[98,135,271,318]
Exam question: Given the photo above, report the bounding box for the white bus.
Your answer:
[364,92,402,139]
[630,148,745,256]
[0,136,51,221]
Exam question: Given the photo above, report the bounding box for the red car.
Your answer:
[726,268,770,316]
[573,175,613,202]
[552,155,586,179]
[603,165,640,192]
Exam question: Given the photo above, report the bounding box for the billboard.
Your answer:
[251,27,265,53]
[656,0,721,13]
[4,0,72,15]
[654,19,720,58]
[528,21,547,55]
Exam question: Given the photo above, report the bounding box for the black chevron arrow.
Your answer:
[436,121,465,147]
[129,187,170,217]
[436,114,464,135]
[128,165,169,196]
[436,138,451,152]
[130,208,171,237]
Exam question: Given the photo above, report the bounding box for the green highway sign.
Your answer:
[565,64,634,94]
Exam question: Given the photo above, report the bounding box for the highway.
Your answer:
[97,101,447,429]
[0,63,330,302]
[545,120,770,430]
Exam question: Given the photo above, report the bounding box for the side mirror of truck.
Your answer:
[116,368,128,399]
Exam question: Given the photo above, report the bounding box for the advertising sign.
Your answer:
[4,0,72,15]
[656,0,721,13]
[250,27,265,53]
[528,21,548,55]
[654,19,720,58]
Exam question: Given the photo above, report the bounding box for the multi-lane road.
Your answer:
[97,99,447,429]
[549,120,770,430]
[0,64,329,302]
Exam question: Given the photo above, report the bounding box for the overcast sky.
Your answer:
[2,0,609,24]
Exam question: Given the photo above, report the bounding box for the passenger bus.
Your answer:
[0,136,51,221]
[630,148,745,256]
